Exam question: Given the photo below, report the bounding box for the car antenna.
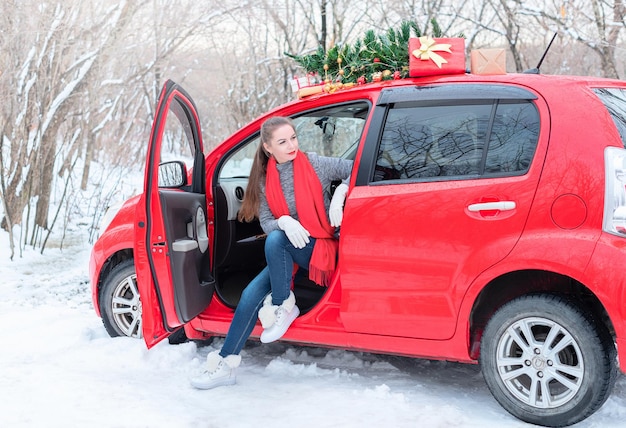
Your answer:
[523,32,558,74]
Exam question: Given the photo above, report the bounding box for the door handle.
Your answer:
[467,201,516,212]
[195,207,209,253]
[181,208,209,253]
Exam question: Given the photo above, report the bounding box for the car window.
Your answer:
[219,138,259,178]
[484,101,540,175]
[292,103,369,158]
[373,100,539,182]
[219,102,369,179]
[594,88,626,147]
[159,100,196,168]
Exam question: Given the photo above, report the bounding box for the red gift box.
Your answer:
[409,37,466,77]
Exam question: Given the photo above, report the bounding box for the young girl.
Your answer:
[191,116,352,390]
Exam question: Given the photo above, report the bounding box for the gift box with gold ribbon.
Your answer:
[409,37,466,77]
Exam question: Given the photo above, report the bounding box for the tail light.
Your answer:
[604,147,626,236]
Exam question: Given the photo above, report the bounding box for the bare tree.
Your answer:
[516,0,625,78]
[2,0,626,259]
[0,0,247,255]
[0,1,154,255]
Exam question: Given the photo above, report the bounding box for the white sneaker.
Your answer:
[260,291,300,344]
[190,351,241,390]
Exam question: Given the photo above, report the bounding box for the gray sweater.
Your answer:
[259,152,353,234]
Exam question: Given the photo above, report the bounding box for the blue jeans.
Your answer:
[219,230,315,357]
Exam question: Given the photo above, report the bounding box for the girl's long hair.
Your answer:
[238,116,295,222]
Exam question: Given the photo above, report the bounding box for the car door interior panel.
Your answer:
[159,190,214,323]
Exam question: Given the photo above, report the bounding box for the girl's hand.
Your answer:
[329,183,349,227]
[277,215,310,248]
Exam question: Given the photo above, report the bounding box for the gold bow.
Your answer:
[412,36,452,68]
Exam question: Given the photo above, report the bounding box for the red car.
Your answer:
[90,73,626,427]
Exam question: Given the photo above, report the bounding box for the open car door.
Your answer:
[134,80,214,348]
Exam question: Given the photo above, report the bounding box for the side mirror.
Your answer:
[158,161,187,188]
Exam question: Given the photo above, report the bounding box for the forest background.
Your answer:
[1,0,624,258]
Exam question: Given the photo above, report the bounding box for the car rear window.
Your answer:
[594,88,626,148]
[373,100,540,182]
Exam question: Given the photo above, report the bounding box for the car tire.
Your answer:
[100,259,142,339]
[480,294,617,427]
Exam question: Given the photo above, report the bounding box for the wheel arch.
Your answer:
[467,269,615,360]
[94,248,134,316]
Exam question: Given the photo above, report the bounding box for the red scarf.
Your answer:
[265,151,337,286]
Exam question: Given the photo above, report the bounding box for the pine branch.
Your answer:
[285,20,453,85]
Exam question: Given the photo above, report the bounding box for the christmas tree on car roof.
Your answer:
[285,19,449,86]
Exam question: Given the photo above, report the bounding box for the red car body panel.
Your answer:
[89,195,139,317]
[90,73,626,371]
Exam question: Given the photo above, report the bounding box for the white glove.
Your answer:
[277,215,310,249]
[328,183,349,227]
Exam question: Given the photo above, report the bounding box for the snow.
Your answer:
[1,228,626,428]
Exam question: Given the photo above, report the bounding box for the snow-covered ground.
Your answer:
[1,228,625,428]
